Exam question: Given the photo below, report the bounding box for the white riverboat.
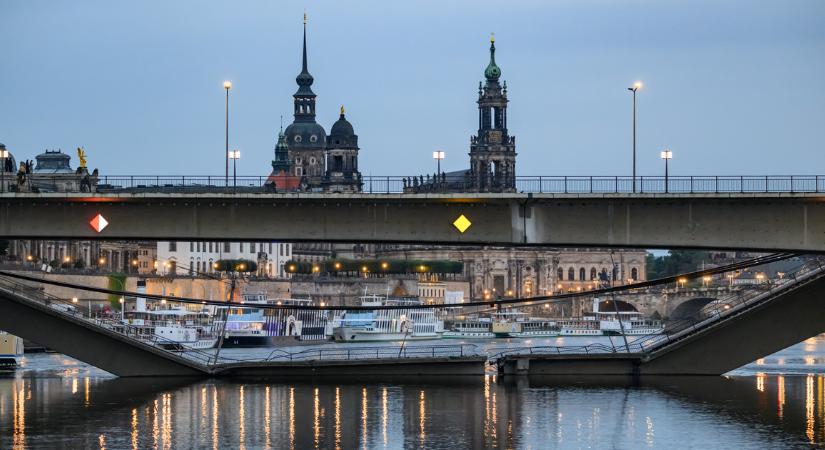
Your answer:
[213,293,330,347]
[444,309,559,339]
[558,299,663,336]
[0,331,24,369]
[120,307,218,350]
[328,294,444,342]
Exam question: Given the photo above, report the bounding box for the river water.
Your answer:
[3,336,825,449]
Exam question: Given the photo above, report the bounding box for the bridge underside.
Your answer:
[2,193,825,251]
[0,287,208,377]
[499,273,825,376]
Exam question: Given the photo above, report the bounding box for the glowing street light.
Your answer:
[432,151,445,177]
[627,81,643,192]
[0,146,9,194]
[228,149,240,189]
[660,149,673,193]
[224,80,232,186]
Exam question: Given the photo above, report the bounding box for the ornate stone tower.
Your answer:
[284,14,327,190]
[468,34,516,192]
[267,120,300,190]
[323,106,362,193]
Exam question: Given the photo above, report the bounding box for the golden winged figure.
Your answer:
[77,147,87,168]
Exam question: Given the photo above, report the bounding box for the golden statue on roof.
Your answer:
[77,147,87,169]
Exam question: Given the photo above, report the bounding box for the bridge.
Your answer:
[496,259,825,376]
[1,256,824,378]
[3,174,825,251]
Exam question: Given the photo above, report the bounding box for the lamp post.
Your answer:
[229,149,240,191]
[223,81,232,188]
[627,81,642,192]
[0,146,8,193]
[660,149,672,193]
[432,151,445,177]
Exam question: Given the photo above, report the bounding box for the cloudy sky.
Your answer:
[1,0,823,176]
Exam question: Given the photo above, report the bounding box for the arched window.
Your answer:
[557,268,564,281]
[612,266,619,281]
[579,268,586,281]
[189,258,194,276]
[568,268,575,281]
[631,268,638,281]
[590,267,597,280]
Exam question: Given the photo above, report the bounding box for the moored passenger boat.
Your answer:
[0,331,24,369]
[328,294,444,342]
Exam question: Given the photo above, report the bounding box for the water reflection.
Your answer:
[9,358,825,448]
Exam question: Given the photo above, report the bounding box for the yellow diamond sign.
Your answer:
[452,214,472,233]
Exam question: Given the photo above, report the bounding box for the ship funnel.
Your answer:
[136,279,147,312]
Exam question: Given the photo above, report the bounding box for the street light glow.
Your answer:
[660,149,673,160]
[432,151,445,160]
[633,81,643,90]
[228,150,241,159]
[223,80,232,90]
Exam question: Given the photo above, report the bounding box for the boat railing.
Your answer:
[263,344,479,362]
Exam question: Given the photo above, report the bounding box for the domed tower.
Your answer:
[267,121,300,191]
[468,34,516,192]
[283,14,327,189]
[323,106,361,193]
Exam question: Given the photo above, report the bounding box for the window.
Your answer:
[280,244,284,257]
[169,242,177,252]
[250,242,255,254]
[590,267,597,280]
[631,268,638,281]
[269,243,273,254]
[568,268,574,281]
[579,268,586,281]
[310,135,318,143]
[189,242,194,252]
[557,268,564,281]
[294,135,302,143]
[224,242,231,253]
[209,242,213,253]
[239,242,244,253]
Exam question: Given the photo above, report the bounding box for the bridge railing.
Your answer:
[22,174,813,194]
[0,277,218,366]
[626,258,825,355]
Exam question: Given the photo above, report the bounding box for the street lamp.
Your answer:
[627,81,642,192]
[660,149,672,193]
[228,149,240,190]
[432,151,445,177]
[119,297,125,321]
[224,80,232,187]
[0,146,8,194]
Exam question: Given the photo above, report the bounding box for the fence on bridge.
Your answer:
[10,174,825,195]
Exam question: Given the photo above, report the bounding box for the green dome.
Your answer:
[484,41,501,82]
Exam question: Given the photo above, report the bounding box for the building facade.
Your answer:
[373,245,646,300]
[156,241,293,278]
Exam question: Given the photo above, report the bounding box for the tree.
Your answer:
[646,250,711,279]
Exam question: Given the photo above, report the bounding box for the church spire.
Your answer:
[484,33,501,83]
[301,12,309,75]
[295,12,315,95]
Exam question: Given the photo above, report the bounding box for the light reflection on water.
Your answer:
[5,336,825,448]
